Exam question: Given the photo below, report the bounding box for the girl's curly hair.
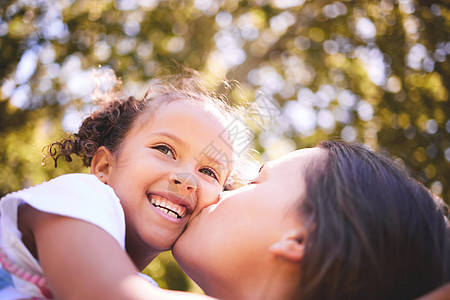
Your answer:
[44,95,146,167]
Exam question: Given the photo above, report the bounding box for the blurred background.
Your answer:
[1,0,449,292]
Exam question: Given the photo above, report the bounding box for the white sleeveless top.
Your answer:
[0,174,126,299]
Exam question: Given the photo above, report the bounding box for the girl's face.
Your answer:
[99,100,233,264]
[172,148,327,298]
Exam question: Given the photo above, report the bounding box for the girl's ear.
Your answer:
[91,146,113,184]
[269,234,305,263]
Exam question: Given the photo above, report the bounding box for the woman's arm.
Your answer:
[31,208,213,300]
[416,284,450,300]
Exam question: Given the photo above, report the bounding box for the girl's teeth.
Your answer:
[150,195,186,219]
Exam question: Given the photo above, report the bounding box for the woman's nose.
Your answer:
[169,173,199,193]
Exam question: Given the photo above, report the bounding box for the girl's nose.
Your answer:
[169,173,199,193]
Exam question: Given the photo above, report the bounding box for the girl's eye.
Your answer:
[153,145,175,159]
[199,167,219,181]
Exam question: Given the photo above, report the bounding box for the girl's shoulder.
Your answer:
[1,173,126,250]
[31,173,110,194]
[3,173,117,206]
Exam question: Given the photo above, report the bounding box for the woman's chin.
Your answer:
[172,233,193,271]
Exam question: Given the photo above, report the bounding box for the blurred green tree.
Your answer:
[1,0,449,291]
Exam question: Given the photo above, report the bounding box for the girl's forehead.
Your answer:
[134,99,209,128]
[140,98,227,119]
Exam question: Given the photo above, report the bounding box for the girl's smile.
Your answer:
[148,192,193,220]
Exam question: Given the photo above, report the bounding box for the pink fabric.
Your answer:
[0,246,52,299]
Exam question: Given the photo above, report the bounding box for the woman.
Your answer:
[173,140,450,300]
[4,139,445,299]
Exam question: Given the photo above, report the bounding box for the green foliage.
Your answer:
[143,251,203,293]
[0,0,449,291]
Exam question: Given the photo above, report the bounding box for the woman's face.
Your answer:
[172,147,327,298]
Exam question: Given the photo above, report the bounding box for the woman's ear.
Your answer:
[91,146,113,184]
[269,234,305,263]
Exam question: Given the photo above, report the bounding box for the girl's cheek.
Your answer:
[199,187,221,209]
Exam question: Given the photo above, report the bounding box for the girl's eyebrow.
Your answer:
[208,156,228,178]
[202,153,227,170]
[153,131,186,146]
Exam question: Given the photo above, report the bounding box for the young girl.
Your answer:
[0,71,242,299]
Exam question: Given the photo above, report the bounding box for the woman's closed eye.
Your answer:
[248,178,259,184]
[152,144,176,159]
[199,167,219,182]
[248,164,264,184]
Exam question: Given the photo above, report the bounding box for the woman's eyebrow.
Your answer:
[258,164,265,173]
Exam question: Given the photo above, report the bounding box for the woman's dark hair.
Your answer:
[43,71,240,169]
[298,140,450,300]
